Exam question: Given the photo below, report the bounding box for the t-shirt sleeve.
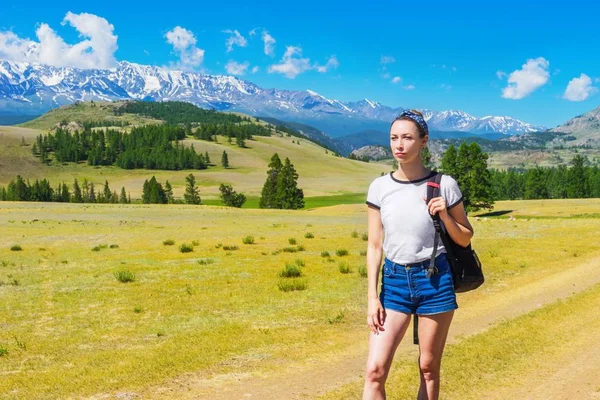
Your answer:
[366,179,381,210]
[441,175,463,210]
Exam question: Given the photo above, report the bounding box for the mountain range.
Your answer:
[0,60,546,138]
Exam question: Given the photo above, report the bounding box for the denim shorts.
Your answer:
[380,253,458,315]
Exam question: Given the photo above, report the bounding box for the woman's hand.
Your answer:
[424,196,448,220]
[367,297,386,334]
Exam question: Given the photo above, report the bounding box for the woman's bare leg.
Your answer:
[416,311,454,400]
[363,310,412,400]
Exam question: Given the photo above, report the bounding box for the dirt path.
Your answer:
[139,256,600,400]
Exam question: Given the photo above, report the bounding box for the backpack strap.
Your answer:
[426,172,444,278]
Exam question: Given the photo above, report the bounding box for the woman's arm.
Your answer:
[366,206,385,333]
[426,198,473,247]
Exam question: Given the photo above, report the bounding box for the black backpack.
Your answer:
[426,172,484,293]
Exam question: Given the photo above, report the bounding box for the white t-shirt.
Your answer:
[366,171,463,264]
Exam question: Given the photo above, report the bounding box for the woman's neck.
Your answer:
[392,162,430,181]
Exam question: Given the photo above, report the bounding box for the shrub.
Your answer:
[197,258,215,265]
[134,307,143,313]
[192,240,200,246]
[114,270,135,283]
[242,236,255,245]
[360,250,367,256]
[339,262,352,274]
[109,244,119,249]
[0,346,8,357]
[278,279,308,292]
[362,233,368,241]
[336,249,349,257]
[294,259,305,267]
[288,238,297,245]
[321,251,330,258]
[10,245,22,251]
[92,244,108,252]
[223,245,239,251]
[297,245,306,252]
[304,232,314,239]
[163,239,175,246]
[351,230,359,238]
[180,243,194,253]
[359,266,368,278]
[328,311,345,324]
[282,247,298,253]
[279,264,302,278]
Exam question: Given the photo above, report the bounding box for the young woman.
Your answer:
[363,110,474,400]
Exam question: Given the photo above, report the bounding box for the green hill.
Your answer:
[1,101,389,204]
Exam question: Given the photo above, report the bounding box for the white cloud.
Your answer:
[496,70,507,79]
[563,73,597,101]
[165,26,205,70]
[594,77,600,84]
[391,76,401,84]
[382,72,390,79]
[268,46,337,78]
[249,28,258,37]
[223,29,247,52]
[262,30,276,57]
[452,66,457,72]
[0,12,118,69]
[405,85,415,90]
[441,83,452,90]
[502,57,550,99]
[380,55,395,64]
[225,60,249,76]
[251,66,259,74]
[316,55,339,73]
[269,46,310,78]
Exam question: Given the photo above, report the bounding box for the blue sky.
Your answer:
[1,0,599,127]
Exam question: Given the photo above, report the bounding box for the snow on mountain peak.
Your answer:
[0,60,545,135]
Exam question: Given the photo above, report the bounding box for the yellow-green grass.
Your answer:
[321,282,600,399]
[0,125,389,199]
[474,198,600,219]
[1,199,600,398]
[19,101,162,130]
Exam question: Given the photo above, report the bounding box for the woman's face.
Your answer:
[390,119,428,165]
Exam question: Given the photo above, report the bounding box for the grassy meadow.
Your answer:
[2,199,600,398]
[0,124,389,201]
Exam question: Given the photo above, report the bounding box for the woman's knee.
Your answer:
[419,355,440,380]
[365,362,389,384]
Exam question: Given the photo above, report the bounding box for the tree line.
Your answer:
[489,155,600,200]
[0,176,130,204]
[33,124,209,170]
[115,101,244,125]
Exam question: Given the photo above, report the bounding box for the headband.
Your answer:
[395,110,429,136]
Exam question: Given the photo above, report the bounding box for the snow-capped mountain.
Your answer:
[0,60,545,136]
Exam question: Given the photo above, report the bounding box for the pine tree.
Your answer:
[219,183,246,208]
[72,179,83,203]
[205,151,211,165]
[102,180,112,203]
[221,150,229,168]
[259,153,282,208]
[465,143,493,211]
[440,145,458,177]
[275,157,305,209]
[567,155,587,198]
[120,187,128,204]
[421,146,433,169]
[89,182,96,203]
[164,181,174,203]
[82,179,90,202]
[184,173,201,204]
